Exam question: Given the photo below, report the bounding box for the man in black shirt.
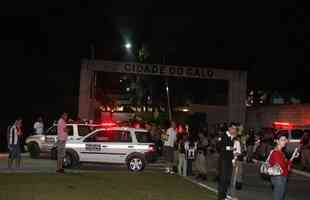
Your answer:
[217,122,238,200]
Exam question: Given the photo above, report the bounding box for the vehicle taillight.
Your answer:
[148,144,156,152]
[133,123,140,129]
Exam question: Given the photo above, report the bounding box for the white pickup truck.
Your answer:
[25,123,101,158]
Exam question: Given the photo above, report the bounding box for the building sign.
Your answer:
[122,63,214,79]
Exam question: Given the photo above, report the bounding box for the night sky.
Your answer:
[1,1,309,126]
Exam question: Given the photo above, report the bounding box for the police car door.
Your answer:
[66,125,74,141]
[81,130,111,162]
[106,130,133,163]
[44,126,58,151]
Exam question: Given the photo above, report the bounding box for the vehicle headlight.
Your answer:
[40,136,45,141]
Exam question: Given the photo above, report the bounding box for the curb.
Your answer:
[184,177,233,200]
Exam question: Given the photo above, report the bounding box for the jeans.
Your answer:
[178,153,187,176]
[187,159,193,176]
[271,176,287,200]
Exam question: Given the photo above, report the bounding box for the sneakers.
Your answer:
[164,168,175,175]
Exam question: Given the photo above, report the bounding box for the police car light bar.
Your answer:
[101,122,117,127]
[273,122,293,128]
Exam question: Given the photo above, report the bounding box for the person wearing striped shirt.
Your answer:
[7,118,23,169]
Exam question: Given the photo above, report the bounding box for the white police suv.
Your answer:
[60,127,157,172]
[25,123,101,158]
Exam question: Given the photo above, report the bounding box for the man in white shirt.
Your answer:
[231,135,243,196]
[33,117,44,135]
[163,121,177,174]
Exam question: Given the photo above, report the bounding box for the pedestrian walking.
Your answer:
[33,116,44,135]
[217,122,237,200]
[269,133,299,200]
[7,118,23,169]
[56,112,68,173]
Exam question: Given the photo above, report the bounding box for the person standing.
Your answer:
[33,116,44,135]
[7,118,23,169]
[177,134,187,176]
[195,132,208,180]
[269,133,299,200]
[185,134,197,176]
[300,132,310,171]
[217,123,238,200]
[246,129,255,163]
[231,135,243,197]
[163,121,177,174]
[56,112,68,173]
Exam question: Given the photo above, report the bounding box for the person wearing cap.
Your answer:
[217,122,238,200]
[269,133,299,200]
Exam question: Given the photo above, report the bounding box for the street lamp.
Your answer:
[125,42,132,50]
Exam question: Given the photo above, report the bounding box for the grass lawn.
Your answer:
[0,172,217,200]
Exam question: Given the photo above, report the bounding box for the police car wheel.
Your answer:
[63,153,74,168]
[128,157,145,172]
[28,143,40,159]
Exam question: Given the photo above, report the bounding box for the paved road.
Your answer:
[1,153,309,200]
[0,153,165,173]
[201,154,310,200]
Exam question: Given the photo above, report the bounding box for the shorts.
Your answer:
[8,144,21,160]
[57,140,66,160]
[163,146,174,163]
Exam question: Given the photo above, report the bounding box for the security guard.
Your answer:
[217,122,238,200]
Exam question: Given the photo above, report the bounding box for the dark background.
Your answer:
[0,1,309,130]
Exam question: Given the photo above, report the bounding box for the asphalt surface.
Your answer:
[0,153,309,200]
[202,154,310,200]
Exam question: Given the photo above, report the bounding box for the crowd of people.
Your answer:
[3,114,310,200]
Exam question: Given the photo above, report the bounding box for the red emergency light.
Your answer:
[272,122,293,129]
[133,123,140,129]
[177,125,184,134]
[101,121,117,127]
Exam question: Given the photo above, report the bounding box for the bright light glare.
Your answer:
[125,43,131,49]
